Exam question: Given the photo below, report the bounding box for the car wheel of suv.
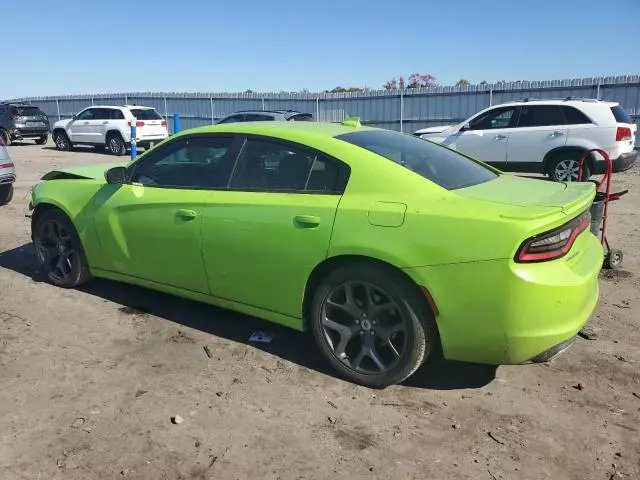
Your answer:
[35,135,48,145]
[0,184,13,205]
[309,263,437,388]
[33,208,92,288]
[549,156,591,182]
[107,133,126,156]
[53,131,71,151]
[0,129,11,146]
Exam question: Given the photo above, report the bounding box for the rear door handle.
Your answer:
[176,209,197,220]
[494,134,508,140]
[294,215,320,228]
[102,121,109,124]
[550,131,564,137]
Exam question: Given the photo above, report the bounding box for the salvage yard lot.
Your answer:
[1,144,639,480]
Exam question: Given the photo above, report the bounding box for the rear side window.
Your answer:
[290,114,313,121]
[218,114,245,124]
[610,105,633,124]
[517,105,564,127]
[244,114,274,121]
[11,106,43,116]
[337,130,498,190]
[562,106,592,125]
[130,109,163,120]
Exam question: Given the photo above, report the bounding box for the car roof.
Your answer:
[499,98,617,107]
[235,109,304,114]
[181,120,376,140]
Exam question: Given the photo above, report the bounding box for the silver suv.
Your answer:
[0,138,15,205]
[0,102,50,146]
[216,110,313,124]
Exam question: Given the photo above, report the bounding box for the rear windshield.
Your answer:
[130,109,163,120]
[337,130,498,190]
[11,106,44,116]
[610,105,633,124]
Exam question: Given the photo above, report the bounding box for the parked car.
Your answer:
[0,102,49,146]
[52,105,169,156]
[216,110,313,124]
[415,98,638,182]
[0,137,15,205]
[30,120,601,388]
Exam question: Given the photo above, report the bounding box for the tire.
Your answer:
[53,131,71,151]
[309,263,438,388]
[35,135,48,145]
[32,208,91,288]
[604,249,623,270]
[107,133,126,156]
[0,129,11,146]
[0,184,13,205]
[549,154,591,182]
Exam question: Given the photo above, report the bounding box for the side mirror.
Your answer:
[459,123,470,132]
[105,166,127,185]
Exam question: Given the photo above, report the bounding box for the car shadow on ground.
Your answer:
[0,243,497,391]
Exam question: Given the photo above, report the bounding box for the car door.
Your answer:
[67,108,95,143]
[201,136,349,318]
[446,106,519,167]
[92,134,239,293]
[84,108,109,144]
[506,105,568,170]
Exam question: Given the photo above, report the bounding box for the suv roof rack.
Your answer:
[521,97,600,103]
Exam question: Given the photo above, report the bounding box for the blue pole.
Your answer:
[173,113,181,134]
[130,121,137,161]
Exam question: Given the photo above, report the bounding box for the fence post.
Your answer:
[316,96,320,122]
[56,99,61,121]
[125,94,128,105]
[489,89,493,106]
[261,97,265,111]
[399,91,404,133]
[163,96,168,120]
[91,97,95,105]
[596,82,601,100]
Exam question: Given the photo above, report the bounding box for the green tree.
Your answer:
[456,79,471,88]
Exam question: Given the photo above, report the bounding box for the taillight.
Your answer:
[516,211,591,263]
[161,120,167,126]
[9,114,22,120]
[0,162,14,169]
[616,126,632,142]
[127,121,145,127]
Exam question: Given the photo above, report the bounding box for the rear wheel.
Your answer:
[549,155,590,182]
[0,184,13,205]
[309,263,437,388]
[604,249,623,270]
[53,131,71,151]
[35,135,48,145]
[0,129,11,146]
[107,133,126,156]
[33,209,91,288]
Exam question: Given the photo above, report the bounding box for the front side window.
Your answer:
[337,129,498,190]
[468,107,517,130]
[76,109,95,121]
[130,136,235,188]
[517,105,564,127]
[244,114,274,121]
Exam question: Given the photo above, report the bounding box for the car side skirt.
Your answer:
[91,268,305,332]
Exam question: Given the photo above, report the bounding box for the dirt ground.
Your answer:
[0,143,639,480]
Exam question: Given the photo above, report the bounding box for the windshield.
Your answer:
[336,130,498,190]
[130,109,163,120]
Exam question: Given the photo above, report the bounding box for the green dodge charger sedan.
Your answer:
[29,120,602,387]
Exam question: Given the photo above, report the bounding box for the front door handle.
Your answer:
[176,209,197,220]
[494,134,508,140]
[294,215,320,228]
[102,121,109,124]
[550,131,564,137]
[83,121,90,125]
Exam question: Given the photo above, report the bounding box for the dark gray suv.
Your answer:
[216,109,313,124]
[0,103,50,145]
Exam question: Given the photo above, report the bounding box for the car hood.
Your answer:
[53,118,73,129]
[414,125,455,135]
[41,162,127,181]
[456,174,595,219]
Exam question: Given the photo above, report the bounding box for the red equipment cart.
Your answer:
[578,148,628,269]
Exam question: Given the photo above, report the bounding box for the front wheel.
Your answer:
[310,263,437,388]
[35,135,48,145]
[53,131,71,151]
[0,184,13,205]
[33,209,91,288]
[0,129,11,146]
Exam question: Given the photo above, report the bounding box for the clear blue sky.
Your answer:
[2,0,639,98]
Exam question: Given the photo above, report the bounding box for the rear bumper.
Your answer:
[0,173,15,184]
[10,127,49,138]
[592,150,638,174]
[403,231,602,365]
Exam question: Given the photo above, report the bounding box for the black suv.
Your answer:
[216,110,313,124]
[0,103,50,145]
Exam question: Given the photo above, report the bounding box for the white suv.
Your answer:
[415,98,638,181]
[52,105,169,156]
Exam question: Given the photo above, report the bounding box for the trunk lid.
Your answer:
[41,162,127,181]
[456,174,595,219]
[129,108,168,138]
